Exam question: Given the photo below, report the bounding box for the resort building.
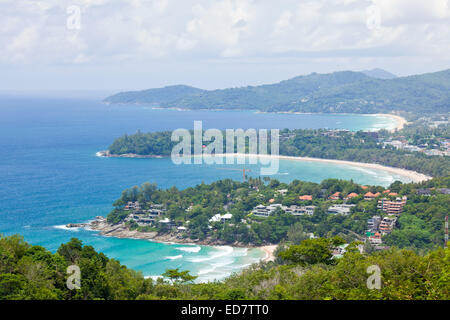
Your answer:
[367,216,381,232]
[327,204,356,215]
[377,196,407,215]
[277,189,288,196]
[252,204,316,217]
[158,218,175,228]
[344,192,359,200]
[209,213,233,223]
[364,192,380,200]
[285,205,316,216]
[416,188,432,196]
[328,192,341,200]
[379,216,397,235]
[124,201,141,211]
[252,204,284,217]
[368,232,382,245]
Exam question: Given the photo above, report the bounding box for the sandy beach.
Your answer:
[209,153,432,183]
[260,245,277,262]
[371,113,408,132]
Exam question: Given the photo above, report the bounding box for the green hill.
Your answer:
[104,69,450,115]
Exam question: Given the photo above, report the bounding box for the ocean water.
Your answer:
[0,96,403,282]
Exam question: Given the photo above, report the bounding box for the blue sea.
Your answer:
[0,96,404,282]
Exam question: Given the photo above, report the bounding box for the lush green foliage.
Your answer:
[108,128,450,177]
[0,235,153,300]
[104,69,450,115]
[1,235,448,300]
[107,176,449,251]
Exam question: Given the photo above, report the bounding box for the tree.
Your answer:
[278,237,345,266]
[162,268,197,284]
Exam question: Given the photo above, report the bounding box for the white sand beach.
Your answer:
[371,113,408,132]
[207,153,432,183]
[260,245,277,262]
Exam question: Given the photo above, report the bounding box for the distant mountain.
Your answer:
[104,69,450,115]
[362,68,397,79]
[105,85,204,105]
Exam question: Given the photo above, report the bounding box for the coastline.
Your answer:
[71,217,276,260]
[103,103,408,132]
[98,151,431,183]
[370,113,408,132]
[267,111,407,132]
[261,245,277,262]
[217,153,431,183]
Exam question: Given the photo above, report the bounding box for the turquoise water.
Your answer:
[0,96,402,281]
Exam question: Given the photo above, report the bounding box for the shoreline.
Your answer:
[266,111,407,132]
[370,113,408,132]
[104,102,408,131]
[70,217,275,261]
[97,151,432,183]
[221,153,431,183]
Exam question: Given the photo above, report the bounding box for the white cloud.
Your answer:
[0,0,449,90]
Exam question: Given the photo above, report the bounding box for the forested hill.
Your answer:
[104,69,450,115]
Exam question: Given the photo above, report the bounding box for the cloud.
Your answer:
[0,0,449,86]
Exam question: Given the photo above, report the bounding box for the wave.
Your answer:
[188,246,234,263]
[165,254,183,260]
[54,225,79,232]
[176,246,201,253]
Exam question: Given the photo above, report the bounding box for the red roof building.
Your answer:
[329,192,341,200]
[364,192,377,200]
[299,195,313,201]
[345,192,359,200]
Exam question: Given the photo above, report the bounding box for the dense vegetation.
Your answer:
[108,127,450,177]
[1,234,448,300]
[107,176,450,252]
[104,69,450,116]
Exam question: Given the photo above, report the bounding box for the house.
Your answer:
[367,216,381,232]
[299,195,313,201]
[368,232,382,245]
[438,188,450,195]
[252,204,285,217]
[344,192,359,200]
[417,188,432,196]
[332,244,349,259]
[328,192,341,200]
[327,204,356,215]
[158,218,175,228]
[124,201,141,211]
[268,198,276,203]
[377,196,407,215]
[285,205,316,216]
[209,213,233,223]
[147,208,163,217]
[364,192,380,200]
[277,189,288,196]
[379,216,397,235]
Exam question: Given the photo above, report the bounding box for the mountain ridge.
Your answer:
[104,69,450,115]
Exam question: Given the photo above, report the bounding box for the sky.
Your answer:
[1,0,450,93]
